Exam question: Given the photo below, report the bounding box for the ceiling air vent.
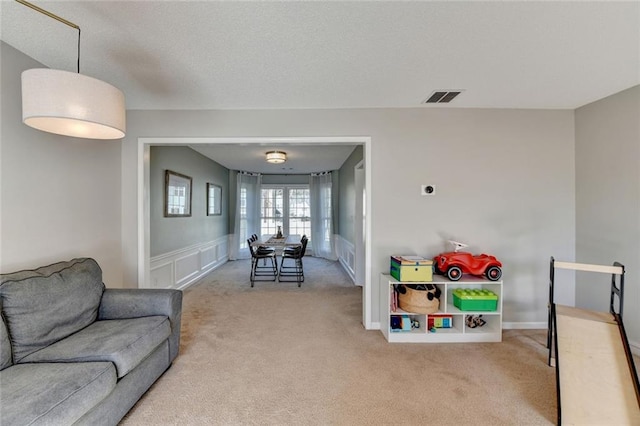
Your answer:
[424,90,463,104]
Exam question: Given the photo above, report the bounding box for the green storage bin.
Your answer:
[452,289,498,311]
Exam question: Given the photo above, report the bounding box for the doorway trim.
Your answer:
[354,159,365,287]
[137,136,374,329]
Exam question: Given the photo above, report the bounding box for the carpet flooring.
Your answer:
[121,257,637,425]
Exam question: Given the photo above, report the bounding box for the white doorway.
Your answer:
[354,160,365,287]
[137,136,374,329]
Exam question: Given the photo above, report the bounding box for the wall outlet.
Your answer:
[421,184,436,196]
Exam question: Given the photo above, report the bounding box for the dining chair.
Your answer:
[283,234,306,256]
[247,238,278,287]
[251,234,275,255]
[278,235,308,287]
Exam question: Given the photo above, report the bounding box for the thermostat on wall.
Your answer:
[421,184,436,196]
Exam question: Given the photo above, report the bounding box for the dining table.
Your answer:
[250,234,307,285]
[250,234,302,250]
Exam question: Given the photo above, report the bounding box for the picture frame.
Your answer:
[164,170,192,217]
[207,183,222,216]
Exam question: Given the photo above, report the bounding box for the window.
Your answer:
[288,187,311,237]
[316,184,332,243]
[260,187,283,236]
[239,187,247,247]
[260,185,310,238]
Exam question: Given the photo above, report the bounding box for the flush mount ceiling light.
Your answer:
[18,0,126,140]
[266,151,287,164]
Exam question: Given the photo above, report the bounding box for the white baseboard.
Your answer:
[503,322,547,330]
[629,340,639,357]
[369,321,381,331]
[149,236,229,290]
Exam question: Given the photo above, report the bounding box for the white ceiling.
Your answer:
[2,1,638,111]
[189,143,357,174]
[2,1,638,172]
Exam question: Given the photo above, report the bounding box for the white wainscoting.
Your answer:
[150,236,229,290]
[335,235,355,283]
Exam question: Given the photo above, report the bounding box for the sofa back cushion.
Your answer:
[0,258,105,362]
[0,303,12,370]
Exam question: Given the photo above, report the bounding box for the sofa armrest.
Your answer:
[98,289,183,362]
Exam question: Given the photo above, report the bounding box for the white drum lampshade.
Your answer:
[21,68,126,140]
[266,151,287,164]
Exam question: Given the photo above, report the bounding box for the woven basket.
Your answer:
[398,285,440,314]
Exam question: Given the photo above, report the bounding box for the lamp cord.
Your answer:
[77,27,81,73]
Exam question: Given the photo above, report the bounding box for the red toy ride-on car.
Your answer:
[433,251,502,281]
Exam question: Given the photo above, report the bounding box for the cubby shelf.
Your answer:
[380,273,503,343]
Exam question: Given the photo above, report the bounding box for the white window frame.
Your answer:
[260,184,310,237]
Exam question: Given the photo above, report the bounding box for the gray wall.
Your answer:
[150,146,229,256]
[0,42,123,287]
[575,85,640,344]
[338,146,364,244]
[122,108,576,326]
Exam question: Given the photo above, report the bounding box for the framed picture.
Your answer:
[207,183,222,216]
[164,170,192,217]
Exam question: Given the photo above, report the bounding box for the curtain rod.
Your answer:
[237,171,334,176]
[262,173,310,176]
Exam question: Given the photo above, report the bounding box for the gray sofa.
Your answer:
[0,258,182,426]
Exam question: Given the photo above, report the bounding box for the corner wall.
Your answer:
[338,145,364,244]
[575,85,640,345]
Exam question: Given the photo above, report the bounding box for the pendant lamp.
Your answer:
[18,0,126,140]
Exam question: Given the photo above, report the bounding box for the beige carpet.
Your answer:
[120,257,636,425]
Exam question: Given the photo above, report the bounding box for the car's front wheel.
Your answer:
[447,266,462,281]
[486,266,502,281]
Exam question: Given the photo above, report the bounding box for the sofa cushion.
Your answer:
[0,258,105,362]
[21,316,171,378]
[0,362,116,426]
[1,306,12,370]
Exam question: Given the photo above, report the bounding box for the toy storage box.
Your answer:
[390,315,413,332]
[452,289,498,311]
[390,255,433,282]
[428,314,453,328]
[397,285,440,314]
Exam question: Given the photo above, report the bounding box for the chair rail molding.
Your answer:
[149,236,229,290]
